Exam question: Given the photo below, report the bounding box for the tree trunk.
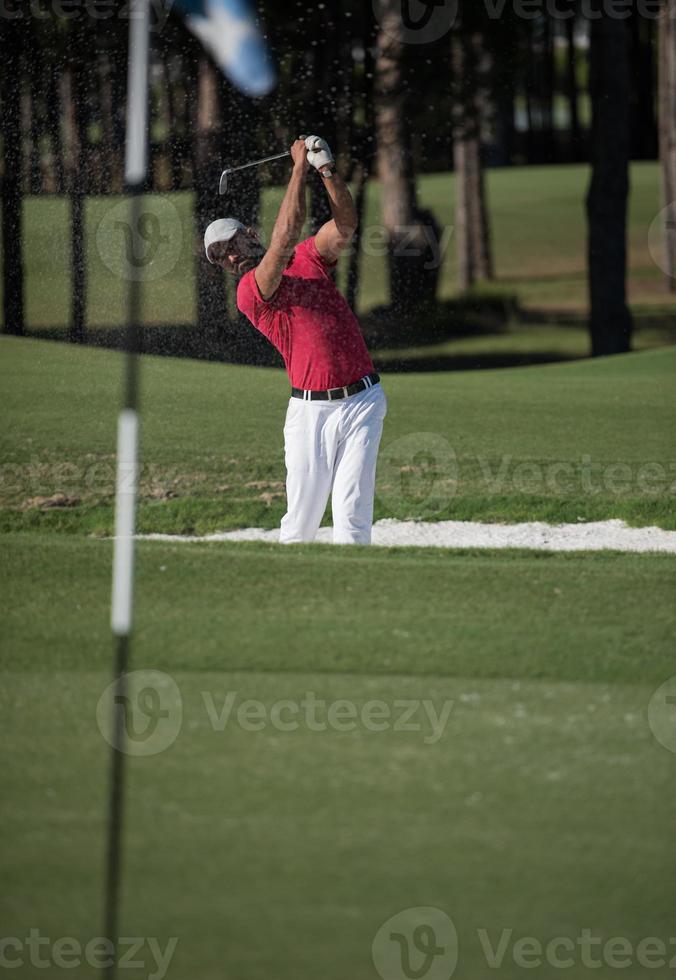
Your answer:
[346,161,369,310]
[68,32,89,345]
[586,8,633,356]
[99,54,115,192]
[307,22,340,238]
[452,30,493,291]
[658,0,676,290]
[193,57,227,351]
[471,33,494,281]
[223,83,274,366]
[163,57,183,191]
[46,59,65,194]
[492,31,516,167]
[19,69,30,196]
[221,86,261,231]
[375,0,440,315]
[474,146,493,280]
[542,14,556,162]
[454,137,474,292]
[523,21,537,163]
[29,65,44,194]
[565,15,581,159]
[630,12,659,161]
[109,35,127,194]
[1,13,25,336]
[347,27,377,312]
[70,199,86,342]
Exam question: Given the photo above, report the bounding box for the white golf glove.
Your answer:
[304,135,334,172]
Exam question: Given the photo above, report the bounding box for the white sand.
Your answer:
[138,518,676,553]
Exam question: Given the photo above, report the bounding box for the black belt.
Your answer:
[291,372,380,401]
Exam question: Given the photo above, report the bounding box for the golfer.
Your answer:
[204,136,387,545]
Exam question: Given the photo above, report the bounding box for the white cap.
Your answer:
[204,218,246,263]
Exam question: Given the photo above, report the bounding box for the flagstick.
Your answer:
[104,1,149,976]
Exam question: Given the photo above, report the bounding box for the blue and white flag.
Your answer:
[173,0,276,97]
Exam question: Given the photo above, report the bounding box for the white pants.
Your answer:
[279,382,388,545]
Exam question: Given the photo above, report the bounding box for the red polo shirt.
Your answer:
[236,236,375,390]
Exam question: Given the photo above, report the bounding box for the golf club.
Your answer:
[219,150,291,195]
[219,136,308,194]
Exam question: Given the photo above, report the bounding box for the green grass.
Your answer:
[2,323,674,976]
[3,163,675,334]
[1,534,675,979]
[3,535,675,683]
[1,336,674,534]
[388,162,676,316]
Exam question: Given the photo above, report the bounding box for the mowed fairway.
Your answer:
[1,336,675,533]
[1,335,675,977]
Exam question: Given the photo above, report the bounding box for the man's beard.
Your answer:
[235,249,264,276]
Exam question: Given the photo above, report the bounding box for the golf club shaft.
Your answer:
[227,150,290,175]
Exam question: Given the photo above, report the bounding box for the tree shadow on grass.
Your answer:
[521,307,676,331]
[372,351,580,372]
[26,296,522,369]
[27,321,284,368]
[24,304,676,374]
[26,318,576,375]
[360,295,520,350]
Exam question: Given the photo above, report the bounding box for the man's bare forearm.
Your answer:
[322,172,358,234]
[254,141,309,300]
[270,165,307,257]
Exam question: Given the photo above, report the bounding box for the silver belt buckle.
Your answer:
[343,386,348,398]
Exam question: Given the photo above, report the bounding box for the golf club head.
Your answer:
[219,170,230,195]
